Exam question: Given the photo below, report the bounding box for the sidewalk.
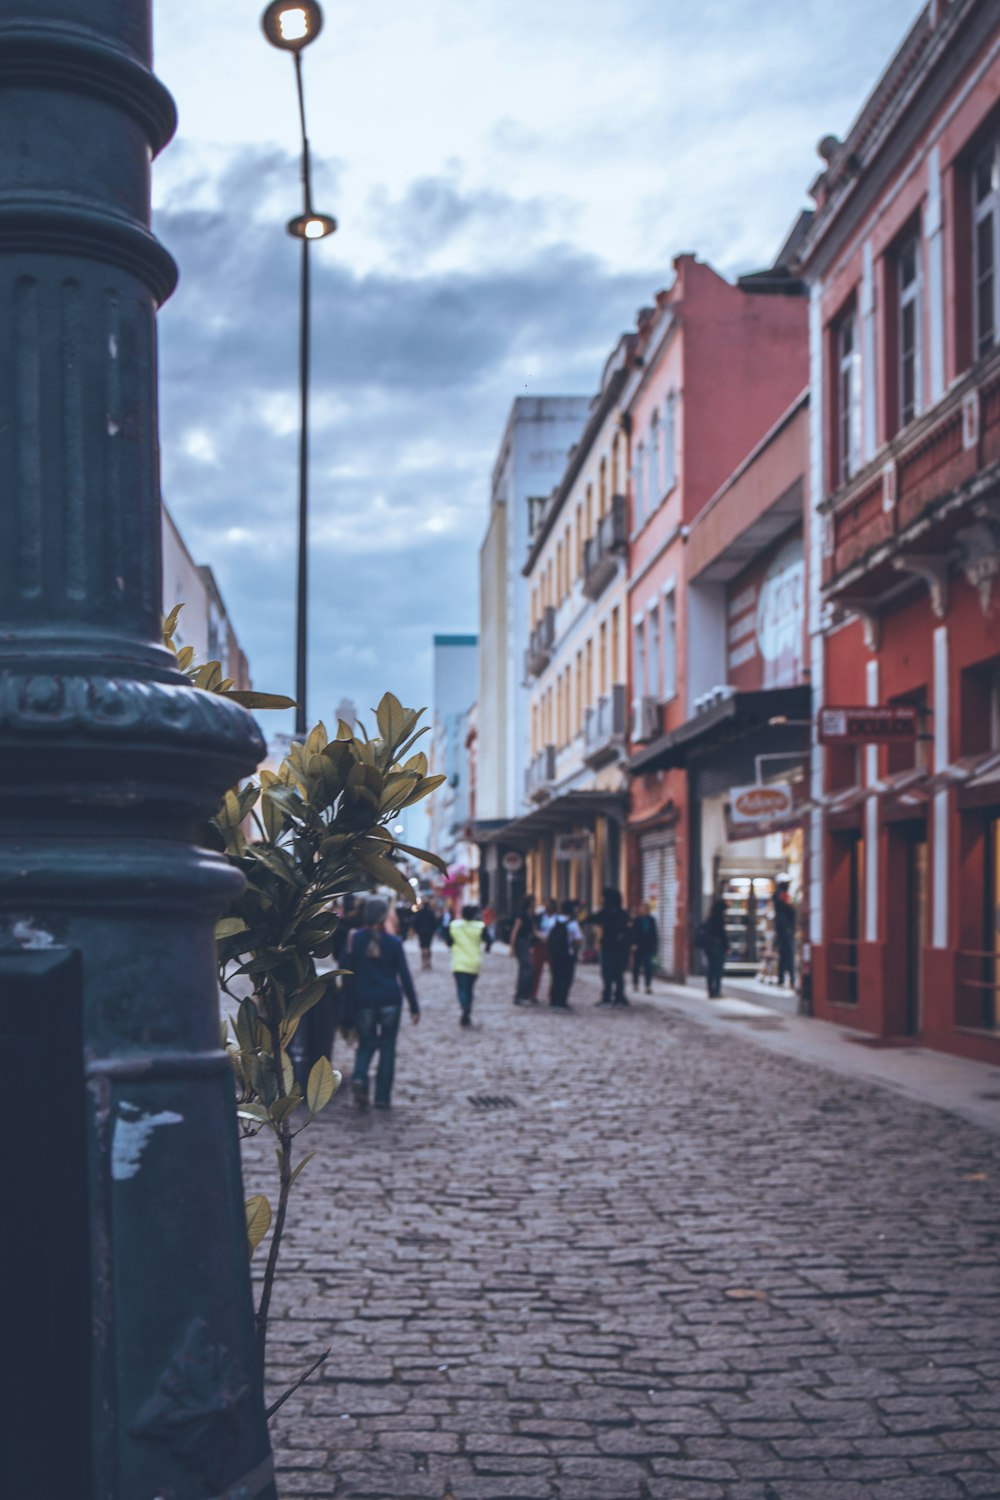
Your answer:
[632,968,1000,1138]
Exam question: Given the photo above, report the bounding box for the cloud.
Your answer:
[156,150,655,731]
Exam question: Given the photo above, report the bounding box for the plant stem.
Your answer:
[255,1118,293,1371]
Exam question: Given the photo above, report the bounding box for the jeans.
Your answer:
[549,958,574,1008]
[777,936,795,987]
[600,949,626,1005]
[514,941,535,1001]
[454,970,477,1017]
[706,940,726,998]
[353,1004,402,1105]
[632,952,654,991]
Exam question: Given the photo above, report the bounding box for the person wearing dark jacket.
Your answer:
[585,887,631,1008]
[704,896,728,999]
[773,879,796,988]
[412,901,439,971]
[509,895,537,1006]
[347,897,420,1108]
[629,903,659,994]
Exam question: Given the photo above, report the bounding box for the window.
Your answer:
[663,588,677,701]
[836,308,862,484]
[527,496,546,538]
[634,618,647,699]
[634,442,646,529]
[650,410,661,503]
[575,504,583,575]
[556,540,564,603]
[973,136,1000,361]
[611,432,620,495]
[664,393,677,491]
[575,651,583,735]
[898,232,922,428]
[599,457,608,518]
[599,620,608,695]
[611,606,621,685]
[585,484,593,543]
[648,600,662,699]
[585,637,594,709]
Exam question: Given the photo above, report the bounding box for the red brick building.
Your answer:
[800,0,1000,1060]
[624,253,809,977]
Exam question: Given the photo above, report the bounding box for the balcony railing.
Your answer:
[583,684,627,767]
[524,606,556,678]
[526,744,557,801]
[631,695,661,744]
[583,493,627,600]
[823,342,1000,595]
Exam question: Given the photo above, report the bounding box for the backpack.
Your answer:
[547,919,571,965]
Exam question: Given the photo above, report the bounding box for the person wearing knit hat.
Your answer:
[345,895,421,1109]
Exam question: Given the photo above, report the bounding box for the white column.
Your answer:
[808,282,826,947]
[861,239,878,462]
[865,657,879,943]
[926,146,946,405]
[933,623,949,948]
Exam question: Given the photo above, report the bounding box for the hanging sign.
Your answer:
[501,851,524,873]
[729,782,795,827]
[554,832,593,861]
[818,705,918,744]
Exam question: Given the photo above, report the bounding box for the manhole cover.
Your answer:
[468,1094,518,1110]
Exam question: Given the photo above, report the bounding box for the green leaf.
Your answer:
[216,916,248,939]
[390,841,449,874]
[306,1055,337,1115]
[245,1194,272,1256]
[289,1150,317,1187]
[227,689,297,710]
[270,1093,303,1123]
[237,1103,271,1125]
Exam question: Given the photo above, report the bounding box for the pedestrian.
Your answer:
[701,895,728,999]
[509,895,537,1006]
[585,887,631,1007]
[481,903,496,953]
[548,900,583,1009]
[444,903,487,1027]
[412,900,439,971]
[531,899,556,1000]
[629,901,659,995]
[773,877,796,989]
[346,896,420,1109]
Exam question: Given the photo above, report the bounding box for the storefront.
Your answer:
[479,790,627,921]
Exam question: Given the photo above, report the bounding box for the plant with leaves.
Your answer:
[213,701,446,1384]
[163,608,445,1399]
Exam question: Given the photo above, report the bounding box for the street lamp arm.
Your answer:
[292,50,314,215]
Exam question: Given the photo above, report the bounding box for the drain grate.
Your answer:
[468,1094,518,1111]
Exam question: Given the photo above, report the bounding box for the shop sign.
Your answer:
[729,782,795,827]
[554,832,593,861]
[501,850,524,873]
[818,704,918,744]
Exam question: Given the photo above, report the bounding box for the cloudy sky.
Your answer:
[152,0,920,736]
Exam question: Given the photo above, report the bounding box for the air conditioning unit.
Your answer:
[631,696,661,743]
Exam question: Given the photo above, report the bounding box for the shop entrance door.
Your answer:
[905,831,928,1036]
[641,835,677,978]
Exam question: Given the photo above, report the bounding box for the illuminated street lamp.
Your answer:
[261,1,336,738]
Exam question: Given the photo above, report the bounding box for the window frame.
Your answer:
[896,227,922,429]
[973,134,1000,363]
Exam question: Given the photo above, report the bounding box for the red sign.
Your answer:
[818,705,919,744]
[730,783,795,824]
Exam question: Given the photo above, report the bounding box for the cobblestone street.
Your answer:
[250,946,1000,1500]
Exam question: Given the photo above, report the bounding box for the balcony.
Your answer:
[524,606,556,678]
[823,343,1000,602]
[582,493,627,600]
[583,684,627,767]
[526,744,557,802]
[631,695,661,744]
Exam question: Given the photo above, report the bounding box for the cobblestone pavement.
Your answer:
[247,945,1000,1500]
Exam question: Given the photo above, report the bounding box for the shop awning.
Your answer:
[473,790,628,850]
[629,686,812,775]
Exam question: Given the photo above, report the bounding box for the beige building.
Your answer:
[502,337,636,909]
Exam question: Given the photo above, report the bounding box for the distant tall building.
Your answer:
[476,397,590,911]
[428,633,479,881]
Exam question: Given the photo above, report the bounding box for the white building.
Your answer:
[428,633,479,888]
[162,504,250,690]
[476,396,590,913]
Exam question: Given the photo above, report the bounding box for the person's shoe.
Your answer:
[374,1099,390,1110]
[596,999,612,1007]
[460,1011,471,1027]
[352,1080,368,1108]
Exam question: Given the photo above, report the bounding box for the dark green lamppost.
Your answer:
[0,3,276,1497]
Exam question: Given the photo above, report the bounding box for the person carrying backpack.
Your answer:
[444,904,487,1027]
[547,900,582,1009]
[347,897,420,1108]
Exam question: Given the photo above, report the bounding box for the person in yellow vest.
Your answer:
[445,904,487,1027]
